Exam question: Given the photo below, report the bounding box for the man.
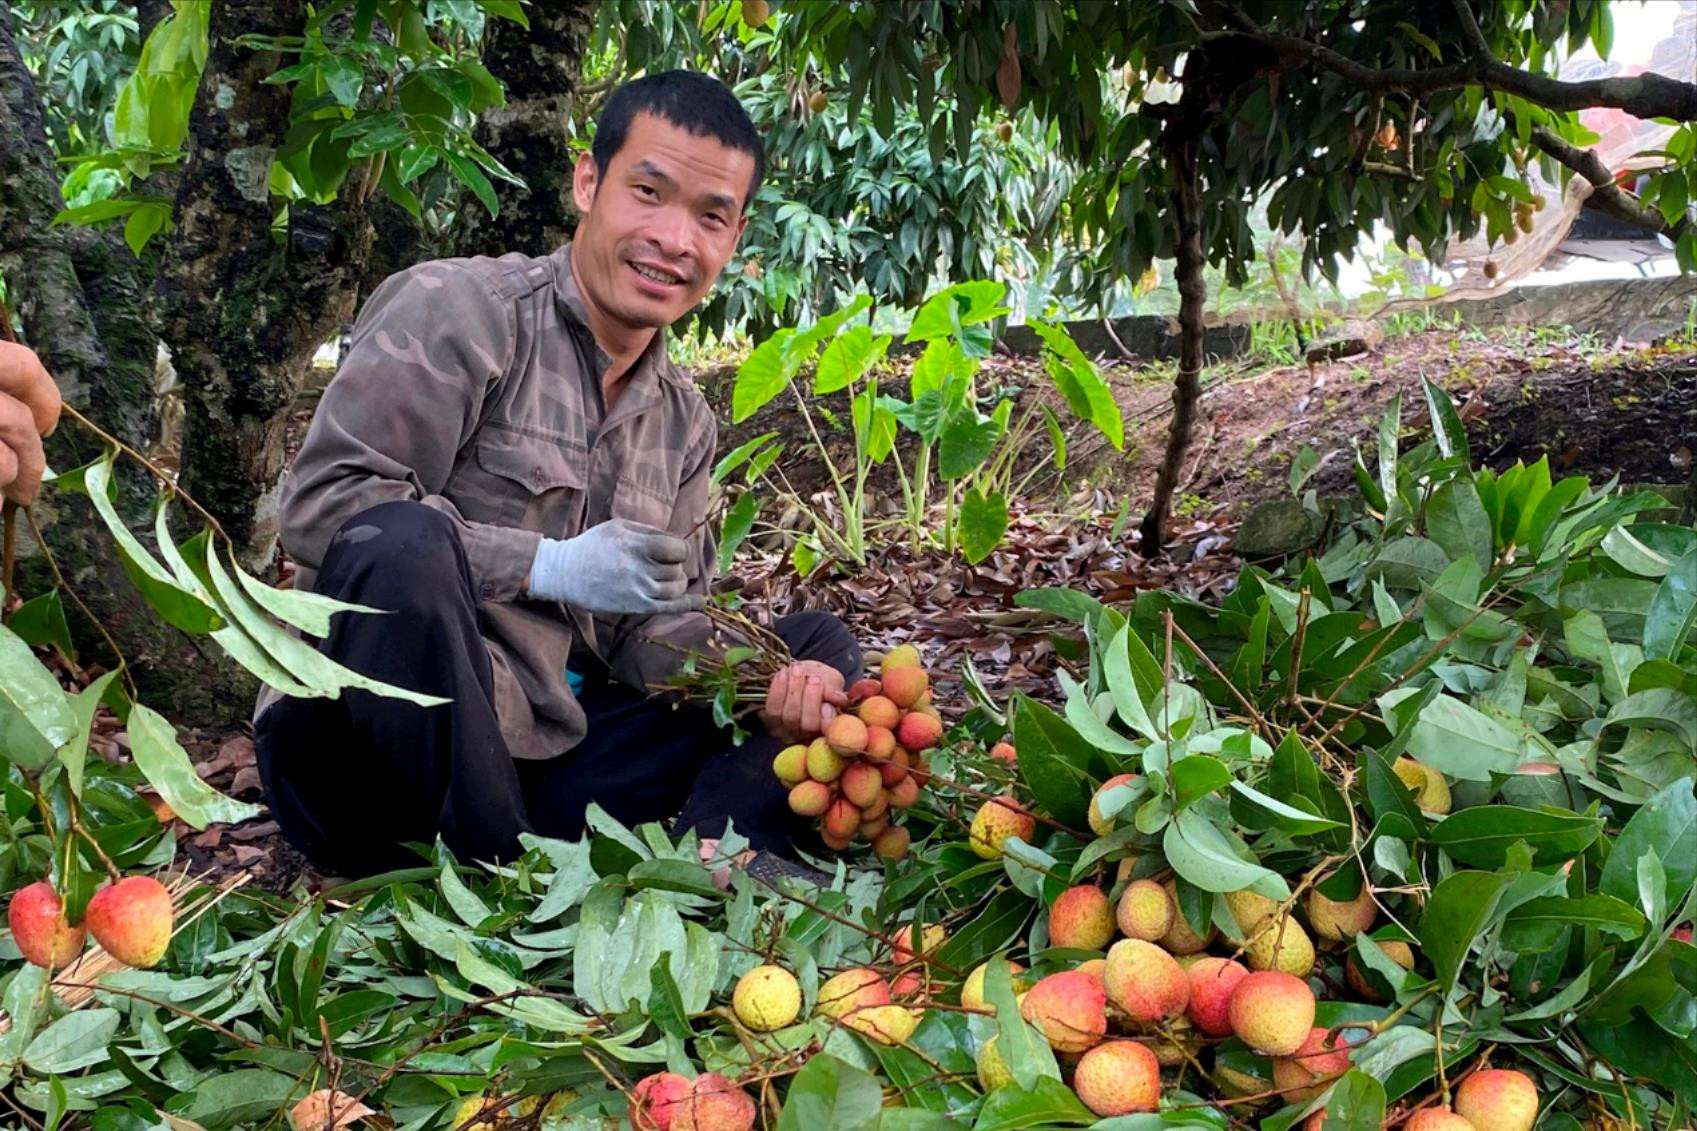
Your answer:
[4,72,856,880]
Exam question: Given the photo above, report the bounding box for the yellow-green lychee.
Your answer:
[817,967,891,1020]
[1406,1109,1479,1131]
[1087,773,1137,836]
[1073,1040,1161,1116]
[1346,939,1415,1002]
[1307,877,1376,943]
[845,1003,919,1045]
[960,959,1026,1012]
[1245,917,1315,976]
[969,795,1035,859]
[1454,1068,1540,1131]
[1116,878,1175,941]
[1102,938,1188,1025]
[879,644,921,675]
[772,744,808,787]
[1223,888,1279,935]
[1394,756,1453,814]
[1049,885,1114,951]
[976,1035,1013,1090]
[1228,970,1315,1056]
[732,965,801,1031]
[892,923,947,964]
[807,738,847,783]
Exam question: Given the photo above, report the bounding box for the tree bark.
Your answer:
[0,12,256,725]
[157,0,371,569]
[447,1,593,259]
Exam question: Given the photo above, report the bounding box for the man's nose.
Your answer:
[650,206,693,261]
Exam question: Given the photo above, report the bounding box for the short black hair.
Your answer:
[592,71,765,209]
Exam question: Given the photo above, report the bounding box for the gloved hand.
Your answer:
[526,518,705,616]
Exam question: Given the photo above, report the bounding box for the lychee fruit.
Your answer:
[8,881,86,970]
[887,775,921,808]
[85,875,173,969]
[771,744,808,787]
[871,826,910,860]
[673,1072,754,1131]
[857,695,901,730]
[840,761,883,809]
[879,760,908,787]
[1228,970,1316,1056]
[1272,1027,1354,1101]
[1088,774,1137,836]
[1019,970,1108,1053]
[879,644,921,674]
[1160,883,1216,955]
[1245,917,1315,976]
[1454,1068,1539,1131]
[858,815,890,841]
[1184,956,1249,1037]
[849,677,883,701]
[896,711,943,753]
[740,0,770,29]
[822,798,861,841]
[817,968,891,1020]
[806,738,846,783]
[1116,878,1175,941]
[1074,957,1106,987]
[1346,938,1416,1002]
[825,714,868,757]
[629,1072,691,1131]
[1140,1013,1202,1067]
[1394,756,1452,814]
[788,780,831,817]
[881,666,929,709]
[976,1035,1013,1090]
[1307,878,1376,942]
[858,788,890,822]
[1073,1040,1161,1116]
[969,795,1035,859]
[731,964,801,1031]
[1103,938,1188,1025]
[960,959,1027,1012]
[864,725,896,762]
[1049,885,1115,951]
[1406,1109,1479,1131]
[892,923,947,964]
[1224,888,1279,934]
[845,1004,918,1045]
[989,741,1017,766]
[820,827,853,852]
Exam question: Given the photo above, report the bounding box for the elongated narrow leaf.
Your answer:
[1163,809,1289,898]
[126,703,260,828]
[233,565,385,638]
[1010,694,1094,830]
[1429,806,1601,867]
[1422,377,1469,463]
[81,456,222,633]
[775,1053,885,1131]
[1643,547,1697,661]
[1600,778,1697,913]
[1058,671,1142,757]
[59,671,118,798]
[0,622,77,769]
[7,590,74,660]
[1418,871,1513,992]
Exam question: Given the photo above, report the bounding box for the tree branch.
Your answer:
[1530,124,1693,243]
[1212,4,1697,123]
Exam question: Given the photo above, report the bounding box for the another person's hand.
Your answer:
[0,341,63,507]
[762,660,848,746]
[526,518,706,615]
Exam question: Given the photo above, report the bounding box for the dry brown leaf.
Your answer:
[290,1089,375,1130]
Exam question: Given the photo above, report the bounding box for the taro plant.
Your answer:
[719,280,1123,571]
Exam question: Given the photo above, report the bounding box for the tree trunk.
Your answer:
[448,2,593,258]
[1138,128,1207,557]
[158,0,371,569]
[0,12,256,725]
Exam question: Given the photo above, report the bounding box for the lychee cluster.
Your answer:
[773,645,944,858]
[7,874,174,972]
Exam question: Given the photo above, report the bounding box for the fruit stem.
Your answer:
[67,792,123,882]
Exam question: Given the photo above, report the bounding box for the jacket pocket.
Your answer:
[465,424,588,533]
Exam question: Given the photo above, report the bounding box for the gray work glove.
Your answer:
[526,518,705,616]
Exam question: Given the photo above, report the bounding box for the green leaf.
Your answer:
[1396,693,1524,780]
[1600,778,1697,914]
[231,563,384,640]
[1171,755,1231,810]
[8,590,75,660]
[1029,321,1124,449]
[1010,694,1094,831]
[0,622,78,770]
[959,488,1009,564]
[777,1052,887,1131]
[171,1068,301,1128]
[445,149,498,217]
[971,1076,1094,1130]
[23,1008,120,1074]
[0,965,50,1070]
[719,492,761,572]
[1163,809,1289,899]
[1228,780,1347,837]
[733,329,800,423]
[1014,589,1105,625]
[1422,377,1469,463]
[1426,478,1492,573]
[906,281,1009,342]
[1501,893,1646,951]
[321,54,363,107]
[1319,1069,1388,1130]
[80,456,222,633]
[60,671,119,798]
[815,325,888,395]
[1417,870,1514,992]
[126,703,261,828]
[1429,806,1601,867]
[939,411,1001,480]
[1377,393,1402,516]
[1643,548,1697,660]
[121,200,169,255]
[712,432,781,485]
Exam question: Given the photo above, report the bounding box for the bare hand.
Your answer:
[762,660,849,745]
[0,341,62,506]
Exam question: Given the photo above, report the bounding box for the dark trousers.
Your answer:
[255,501,859,877]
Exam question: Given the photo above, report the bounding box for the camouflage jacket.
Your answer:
[260,244,721,760]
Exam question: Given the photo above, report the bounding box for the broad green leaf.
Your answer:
[1422,377,1469,463]
[80,457,221,633]
[1428,806,1601,867]
[1643,547,1697,660]
[1010,694,1093,830]
[0,622,77,769]
[719,492,761,572]
[971,1076,1094,1130]
[1562,610,1641,705]
[959,488,1009,565]
[939,410,1001,480]
[1316,1068,1388,1130]
[22,1007,119,1074]
[1365,537,1450,591]
[1417,870,1514,992]
[1397,693,1524,780]
[1028,321,1124,448]
[776,1053,885,1131]
[171,1068,300,1127]
[0,965,50,1071]
[1600,778,1697,913]
[1502,893,1646,952]
[444,149,498,217]
[1106,622,1158,741]
[1058,672,1143,758]
[906,280,1008,342]
[733,330,799,422]
[1228,780,1347,836]
[1602,525,1677,578]
[1163,809,1289,898]
[1170,755,1231,810]
[1426,478,1492,573]
[5,590,75,660]
[126,703,261,828]
[814,325,888,394]
[1014,589,1105,625]
[1603,687,1697,747]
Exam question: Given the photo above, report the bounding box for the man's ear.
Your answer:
[572,151,600,213]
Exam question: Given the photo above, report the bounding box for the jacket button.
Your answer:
[480,582,494,599]
[531,467,543,486]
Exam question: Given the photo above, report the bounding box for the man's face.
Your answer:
[571,112,753,334]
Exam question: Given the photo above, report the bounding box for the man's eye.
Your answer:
[635,184,657,198]
[704,213,724,227]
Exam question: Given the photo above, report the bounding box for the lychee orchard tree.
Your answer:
[750,0,1697,554]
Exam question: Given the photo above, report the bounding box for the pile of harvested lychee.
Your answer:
[771,644,946,859]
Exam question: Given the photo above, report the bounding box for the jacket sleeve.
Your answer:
[279,260,541,601]
[599,407,745,692]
